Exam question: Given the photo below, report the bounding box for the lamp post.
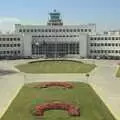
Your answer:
[86,73,90,84]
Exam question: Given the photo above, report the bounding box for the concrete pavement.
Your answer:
[89,60,120,120]
[0,74,24,119]
[0,59,120,119]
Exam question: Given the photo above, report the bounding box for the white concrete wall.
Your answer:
[23,34,32,57]
[79,34,88,57]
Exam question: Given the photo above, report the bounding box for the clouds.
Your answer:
[0,17,21,33]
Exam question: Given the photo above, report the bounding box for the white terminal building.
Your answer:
[0,10,120,59]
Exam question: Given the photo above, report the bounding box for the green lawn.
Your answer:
[116,67,120,77]
[16,60,96,73]
[1,83,115,120]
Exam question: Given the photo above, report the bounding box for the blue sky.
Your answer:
[0,0,120,32]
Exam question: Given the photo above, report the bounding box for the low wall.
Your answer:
[0,74,24,119]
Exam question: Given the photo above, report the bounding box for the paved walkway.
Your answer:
[0,74,24,119]
[0,59,120,120]
[89,60,120,120]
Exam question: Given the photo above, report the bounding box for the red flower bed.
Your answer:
[33,102,80,116]
[34,82,73,89]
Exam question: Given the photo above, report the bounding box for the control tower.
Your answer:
[47,9,63,26]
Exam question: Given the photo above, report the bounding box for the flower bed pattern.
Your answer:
[33,102,80,116]
[34,82,73,89]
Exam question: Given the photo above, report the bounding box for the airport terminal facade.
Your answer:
[0,10,120,59]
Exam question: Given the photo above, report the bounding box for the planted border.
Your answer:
[34,82,73,89]
[33,102,80,117]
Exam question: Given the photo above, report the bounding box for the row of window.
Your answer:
[19,28,91,33]
[90,50,120,54]
[0,51,21,54]
[0,44,21,47]
[90,43,120,47]
[32,43,79,55]
[32,35,78,38]
[0,38,20,41]
[90,37,120,41]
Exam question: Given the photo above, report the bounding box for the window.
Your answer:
[17,38,20,41]
[81,29,83,32]
[94,50,96,53]
[112,43,114,46]
[105,37,107,40]
[85,29,87,32]
[17,44,20,47]
[14,51,17,54]
[63,29,65,32]
[90,38,93,40]
[90,50,93,53]
[67,29,69,32]
[74,29,76,32]
[97,37,100,40]
[18,51,20,54]
[90,43,93,46]
[7,51,9,54]
[97,43,100,46]
[112,37,114,40]
[89,29,91,32]
[52,29,55,32]
[19,29,22,32]
[38,29,41,32]
[101,50,103,53]
[116,44,118,46]
[45,29,48,32]
[108,43,111,46]
[59,29,62,32]
[101,43,104,46]
[49,29,51,32]
[105,43,107,46]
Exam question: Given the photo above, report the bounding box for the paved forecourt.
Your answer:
[0,59,120,120]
